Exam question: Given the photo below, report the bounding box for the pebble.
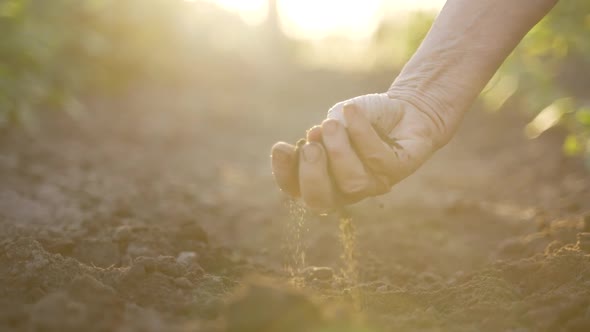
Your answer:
[176,251,198,265]
[301,266,334,281]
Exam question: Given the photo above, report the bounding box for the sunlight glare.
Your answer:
[200,0,267,25]
[200,0,447,40]
[278,0,382,40]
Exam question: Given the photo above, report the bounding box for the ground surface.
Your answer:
[1,71,590,331]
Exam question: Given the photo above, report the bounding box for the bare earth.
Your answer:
[1,71,590,332]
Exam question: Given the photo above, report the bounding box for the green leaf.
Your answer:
[0,0,23,18]
[575,108,590,127]
[563,135,582,156]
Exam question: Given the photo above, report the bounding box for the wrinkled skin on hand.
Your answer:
[271,92,450,212]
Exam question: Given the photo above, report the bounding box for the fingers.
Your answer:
[298,142,334,210]
[307,125,322,142]
[343,103,399,176]
[270,125,334,208]
[321,118,373,196]
[271,142,299,197]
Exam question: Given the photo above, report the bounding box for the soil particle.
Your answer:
[177,251,198,265]
[71,239,120,268]
[301,266,334,282]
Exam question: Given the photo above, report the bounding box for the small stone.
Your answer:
[301,266,334,281]
[176,251,198,265]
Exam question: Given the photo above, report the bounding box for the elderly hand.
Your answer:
[270,92,453,212]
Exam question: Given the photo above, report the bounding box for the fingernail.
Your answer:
[302,143,321,163]
[306,125,320,136]
[322,119,339,135]
[306,126,322,142]
[272,146,291,164]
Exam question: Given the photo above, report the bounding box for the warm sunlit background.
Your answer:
[187,0,446,70]
[1,0,588,150]
[201,0,444,40]
[1,1,590,331]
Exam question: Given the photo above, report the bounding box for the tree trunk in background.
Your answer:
[263,0,292,66]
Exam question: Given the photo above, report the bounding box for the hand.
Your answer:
[271,92,451,212]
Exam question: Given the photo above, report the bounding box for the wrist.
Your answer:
[386,84,460,149]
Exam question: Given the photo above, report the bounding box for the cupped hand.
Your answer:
[271,92,449,212]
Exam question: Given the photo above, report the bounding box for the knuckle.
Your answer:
[346,121,367,136]
[326,144,346,159]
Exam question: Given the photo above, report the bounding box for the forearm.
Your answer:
[388,0,558,144]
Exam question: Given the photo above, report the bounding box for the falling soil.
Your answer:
[338,215,362,311]
[285,199,307,283]
[1,75,590,331]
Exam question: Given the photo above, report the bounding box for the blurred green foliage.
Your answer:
[488,1,590,159]
[372,12,435,69]
[377,3,590,160]
[0,0,268,128]
[2,0,590,162]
